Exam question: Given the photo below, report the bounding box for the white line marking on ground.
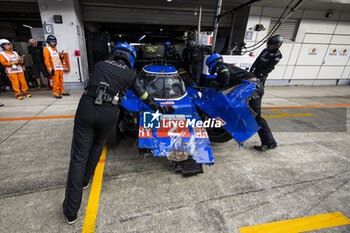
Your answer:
[292,132,350,163]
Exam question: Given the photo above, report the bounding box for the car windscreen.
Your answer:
[144,76,186,99]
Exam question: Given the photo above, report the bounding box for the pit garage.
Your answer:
[0,0,350,233]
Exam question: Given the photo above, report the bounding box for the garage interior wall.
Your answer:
[244,6,350,86]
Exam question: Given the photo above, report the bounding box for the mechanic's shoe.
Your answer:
[83,180,89,190]
[64,214,77,225]
[253,144,277,152]
[0,102,4,107]
[54,94,62,99]
[23,93,31,98]
[63,201,77,225]
[16,95,23,100]
[62,92,70,96]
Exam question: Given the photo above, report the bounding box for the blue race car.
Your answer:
[109,64,259,175]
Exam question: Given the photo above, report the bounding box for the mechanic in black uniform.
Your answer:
[182,31,203,85]
[163,40,181,68]
[0,62,7,92]
[250,35,283,86]
[28,38,49,89]
[63,42,175,224]
[206,53,277,152]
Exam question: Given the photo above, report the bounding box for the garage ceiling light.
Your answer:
[138,35,146,41]
[23,24,32,29]
[167,0,172,2]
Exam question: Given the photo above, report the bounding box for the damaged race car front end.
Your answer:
[121,64,214,175]
[116,63,259,175]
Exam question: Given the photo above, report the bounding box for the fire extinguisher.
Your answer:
[48,76,53,89]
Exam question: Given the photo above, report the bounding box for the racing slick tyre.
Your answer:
[195,106,232,143]
[207,128,232,143]
[106,110,122,148]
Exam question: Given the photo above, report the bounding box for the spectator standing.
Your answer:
[28,38,49,89]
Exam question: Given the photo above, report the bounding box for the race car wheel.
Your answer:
[106,110,123,147]
[195,106,233,143]
[207,128,232,143]
[106,122,121,147]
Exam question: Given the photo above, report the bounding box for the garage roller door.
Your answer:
[82,4,233,27]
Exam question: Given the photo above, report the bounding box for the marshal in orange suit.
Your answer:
[43,35,70,98]
[0,39,31,100]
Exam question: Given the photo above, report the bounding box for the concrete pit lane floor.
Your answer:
[0,86,349,233]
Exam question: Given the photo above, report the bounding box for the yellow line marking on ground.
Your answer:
[239,212,350,233]
[271,108,289,115]
[285,113,315,117]
[82,146,107,233]
[262,108,315,118]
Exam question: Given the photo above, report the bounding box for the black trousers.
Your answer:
[0,64,9,90]
[63,94,119,217]
[32,63,49,78]
[249,81,276,146]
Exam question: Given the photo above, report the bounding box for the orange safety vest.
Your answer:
[46,46,63,71]
[0,51,23,73]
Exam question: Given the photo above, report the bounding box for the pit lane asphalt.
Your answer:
[0,86,349,233]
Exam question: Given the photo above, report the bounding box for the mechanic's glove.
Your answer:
[160,105,175,114]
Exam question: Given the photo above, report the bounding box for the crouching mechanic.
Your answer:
[206,53,277,151]
[63,42,175,224]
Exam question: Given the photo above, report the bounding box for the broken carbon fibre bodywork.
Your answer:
[187,81,260,145]
[120,64,259,165]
